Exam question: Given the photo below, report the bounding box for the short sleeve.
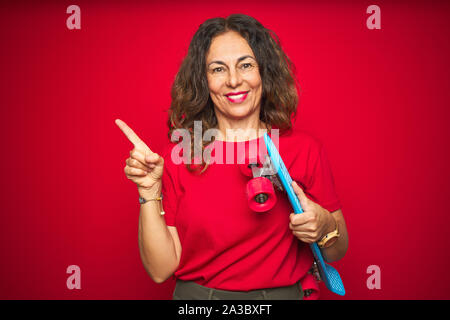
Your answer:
[305,145,341,213]
[161,145,179,226]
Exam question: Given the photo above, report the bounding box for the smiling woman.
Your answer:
[116,13,348,301]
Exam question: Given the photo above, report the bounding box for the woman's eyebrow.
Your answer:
[207,55,256,67]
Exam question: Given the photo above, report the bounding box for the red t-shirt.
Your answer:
[161,129,341,291]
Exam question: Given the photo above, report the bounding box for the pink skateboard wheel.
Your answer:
[246,177,277,212]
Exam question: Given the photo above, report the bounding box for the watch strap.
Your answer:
[139,195,165,216]
[139,195,163,204]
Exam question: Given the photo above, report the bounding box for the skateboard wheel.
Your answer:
[246,177,277,212]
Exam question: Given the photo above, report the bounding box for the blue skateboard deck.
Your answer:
[264,133,345,296]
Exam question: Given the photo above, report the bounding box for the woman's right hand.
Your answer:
[115,119,164,198]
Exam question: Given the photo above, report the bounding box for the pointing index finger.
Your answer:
[115,119,150,150]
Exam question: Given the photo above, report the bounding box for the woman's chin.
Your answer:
[214,103,260,122]
[226,107,258,120]
[228,112,251,120]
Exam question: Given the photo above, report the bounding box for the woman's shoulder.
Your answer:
[278,127,324,151]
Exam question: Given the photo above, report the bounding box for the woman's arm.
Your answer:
[138,184,182,283]
[319,209,348,262]
[289,181,349,263]
[115,119,181,283]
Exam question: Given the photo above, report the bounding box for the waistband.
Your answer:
[173,279,304,300]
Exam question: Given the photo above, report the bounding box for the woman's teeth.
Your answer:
[230,93,246,99]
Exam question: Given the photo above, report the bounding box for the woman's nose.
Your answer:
[226,68,243,88]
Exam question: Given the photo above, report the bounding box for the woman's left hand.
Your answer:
[289,181,336,244]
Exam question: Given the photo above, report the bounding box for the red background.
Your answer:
[0,0,449,300]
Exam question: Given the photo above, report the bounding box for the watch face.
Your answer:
[323,236,339,248]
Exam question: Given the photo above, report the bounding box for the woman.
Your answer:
[116,14,348,300]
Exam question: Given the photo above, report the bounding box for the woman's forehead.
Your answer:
[206,31,255,63]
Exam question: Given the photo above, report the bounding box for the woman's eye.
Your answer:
[212,67,224,73]
[241,63,253,69]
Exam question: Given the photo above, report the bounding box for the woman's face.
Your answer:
[205,31,263,121]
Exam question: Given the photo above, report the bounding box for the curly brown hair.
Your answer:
[168,14,299,173]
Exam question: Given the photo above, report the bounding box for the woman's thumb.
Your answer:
[145,151,159,163]
[146,152,164,168]
[292,181,309,209]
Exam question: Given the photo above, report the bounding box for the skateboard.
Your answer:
[242,133,346,296]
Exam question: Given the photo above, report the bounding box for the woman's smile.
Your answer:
[225,91,249,103]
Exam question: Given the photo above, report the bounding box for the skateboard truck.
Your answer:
[247,155,284,190]
[309,261,322,282]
